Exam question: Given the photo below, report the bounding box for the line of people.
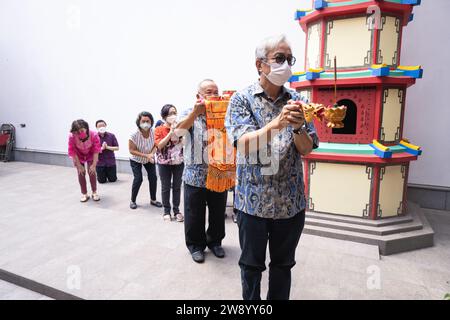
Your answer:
[67,80,230,263]
[67,110,184,220]
[67,34,320,301]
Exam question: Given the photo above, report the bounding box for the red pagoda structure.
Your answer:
[289,0,433,255]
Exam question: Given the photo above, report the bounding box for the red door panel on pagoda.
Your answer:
[314,87,376,144]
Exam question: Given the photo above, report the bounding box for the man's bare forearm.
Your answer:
[293,131,313,156]
[177,111,197,131]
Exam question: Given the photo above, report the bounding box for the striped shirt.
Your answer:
[129,129,155,164]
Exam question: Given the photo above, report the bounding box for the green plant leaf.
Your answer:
[445,293,450,300]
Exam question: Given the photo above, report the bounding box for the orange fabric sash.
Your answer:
[204,95,236,193]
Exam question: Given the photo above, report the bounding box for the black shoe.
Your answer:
[210,246,225,258]
[191,251,205,263]
[151,200,163,208]
[130,201,137,209]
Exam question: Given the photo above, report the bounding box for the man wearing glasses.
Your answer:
[225,35,319,300]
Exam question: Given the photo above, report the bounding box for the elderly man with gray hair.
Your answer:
[177,79,228,264]
[225,35,319,300]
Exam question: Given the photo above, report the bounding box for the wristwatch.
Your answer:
[293,123,307,135]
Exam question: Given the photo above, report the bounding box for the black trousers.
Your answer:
[184,183,227,254]
[130,159,157,202]
[158,163,184,215]
[96,165,117,183]
[236,210,306,300]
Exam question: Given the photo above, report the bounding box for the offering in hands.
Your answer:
[290,100,347,129]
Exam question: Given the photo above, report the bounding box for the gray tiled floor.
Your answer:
[0,280,52,300]
[0,162,449,300]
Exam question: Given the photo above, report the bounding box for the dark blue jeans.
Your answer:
[236,210,306,300]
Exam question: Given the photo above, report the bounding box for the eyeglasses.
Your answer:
[265,54,296,67]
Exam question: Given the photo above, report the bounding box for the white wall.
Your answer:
[0,0,449,188]
[0,0,307,156]
[401,0,450,188]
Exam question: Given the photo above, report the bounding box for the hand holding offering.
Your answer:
[286,100,306,130]
[290,100,347,129]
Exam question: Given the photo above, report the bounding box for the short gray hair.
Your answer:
[198,79,215,91]
[255,34,290,60]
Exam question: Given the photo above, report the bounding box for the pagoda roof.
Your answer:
[304,139,422,164]
[289,66,422,89]
[295,0,421,31]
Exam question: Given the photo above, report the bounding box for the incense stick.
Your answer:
[334,56,338,107]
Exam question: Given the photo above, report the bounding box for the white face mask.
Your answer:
[98,127,107,134]
[262,60,293,86]
[140,123,151,131]
[166,115,178,125]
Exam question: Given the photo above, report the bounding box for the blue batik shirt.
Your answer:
[180,106,209,188]
[225,82,319,219]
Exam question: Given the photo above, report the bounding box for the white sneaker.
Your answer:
[92,192,100,201]
[80,194,90,202]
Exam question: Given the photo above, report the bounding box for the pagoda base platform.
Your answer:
[304,202,434,256]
